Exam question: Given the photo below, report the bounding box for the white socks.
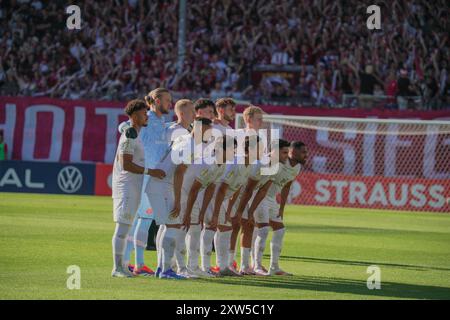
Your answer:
[200,228,215,271]
[270,228,285,270]
[156,225,166,270]
[228,250,235,267]
[112,223,131,270]
[240,247,251,270]
[186,224,201,269]
[161,227,177,272]
[250,227,257,268]
[215,230,231,270]
[175,228,187,270]
[254,226,270,269]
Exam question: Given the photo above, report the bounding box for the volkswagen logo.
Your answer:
[57,166,83,193]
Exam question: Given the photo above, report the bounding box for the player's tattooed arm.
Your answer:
[210,182,229,229]
[278,181,293,218]
[199,183,216,226]
[171,164,187,218]
[182,180,202,231]
[235,178,258,220]
[247,180,273,222]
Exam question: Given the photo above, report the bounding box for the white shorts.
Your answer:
[204,196,239,227]
[255,198,282,224]
[166,190,200,225]
[146,180,174,225]
[113,197,140,225]
[190,189,205,224]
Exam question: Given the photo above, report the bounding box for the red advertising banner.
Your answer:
[93,163,449,213]
[1,96,450,164]
[290,172,450,213]
[1,96,129,163]
[95,163,113,196]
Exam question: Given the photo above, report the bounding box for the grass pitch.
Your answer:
[0,192,449,300]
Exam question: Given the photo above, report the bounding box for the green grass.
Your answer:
[0,192,450,300]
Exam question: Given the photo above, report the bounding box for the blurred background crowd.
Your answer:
[0,0,449,109]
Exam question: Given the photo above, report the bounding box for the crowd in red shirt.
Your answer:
[0,0,448,109]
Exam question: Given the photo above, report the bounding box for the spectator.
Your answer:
[271,45,292,65]
[0,0,447,109]
[397,69,414,110]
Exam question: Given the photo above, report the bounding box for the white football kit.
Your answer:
[146,130,192,225]
[240,160,270,220]
[254,161,301,224]
[205,161,253,227]
[167,160,226,225]
[112,131,145,225]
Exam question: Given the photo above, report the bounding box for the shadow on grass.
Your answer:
[272,255,450,272]
[198,275,450,299]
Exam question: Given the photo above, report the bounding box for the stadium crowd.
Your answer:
[0,0,448,109]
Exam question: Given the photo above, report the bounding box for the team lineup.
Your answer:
[111,88,308,279]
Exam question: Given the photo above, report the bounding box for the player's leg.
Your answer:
[179,222,200,278]
[131,181,154,272]
[174,194,189,273]
[269,216,292,276]
[250,226,258,269]
[147,182,172,276]
[159,225,185,279]
[216,201,241,277]
[112,223,133,277]
[186,200,201,272]
[239,217,255,275]
[124,175,150,268]
[185,225,201,273]
[186,190,215,277]
[174,227,187,271]
[123,218,138,269]
[133,218,153,275]
[157,194,188,279]
[155,224,166,276]
[229,209,240,271]
[254,200,270,275]
[112,198,139,277]
[245,194,258,271]
[200,204,216,276]
[200,227,216,275]
[176,196,204,278]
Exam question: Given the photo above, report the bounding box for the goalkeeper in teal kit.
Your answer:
[118,88,172,276]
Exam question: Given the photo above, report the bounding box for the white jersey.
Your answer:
[212,123,232,135]
[153,134,199,185]
[249,159,273,189]
[181,160,226,194]
[112,131,145,199]
[219,162,253,198]
[266,160,301,199]
[166,122,190,144]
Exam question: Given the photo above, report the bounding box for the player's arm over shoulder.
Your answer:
[118,120,131,134]
[118,132,138,156]
[117,132,144,174]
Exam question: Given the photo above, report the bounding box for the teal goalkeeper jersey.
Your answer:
[137,110,169,168]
